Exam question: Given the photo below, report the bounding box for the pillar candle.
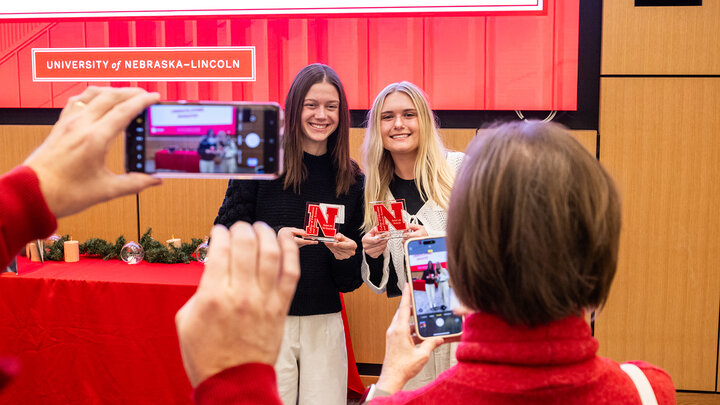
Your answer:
[64,240,79,263]
[26,243,39,260]
[166,236,182,248]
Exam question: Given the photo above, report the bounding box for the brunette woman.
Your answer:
[214,63,364,405]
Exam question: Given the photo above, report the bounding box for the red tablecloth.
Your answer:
[154,150,201,172]
[0,257,363,404]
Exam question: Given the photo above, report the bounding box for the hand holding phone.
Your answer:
[126,101,282,179]
[377,283,445,395]
[404,236,463,340]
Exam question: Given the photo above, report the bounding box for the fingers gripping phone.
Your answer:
[126,101,282,179]
[405,236,463,339]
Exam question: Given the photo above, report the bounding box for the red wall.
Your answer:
[0,0,578,110]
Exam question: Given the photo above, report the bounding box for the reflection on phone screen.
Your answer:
[407,237,463,338]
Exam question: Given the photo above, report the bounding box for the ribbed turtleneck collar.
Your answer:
[457,312,598,366]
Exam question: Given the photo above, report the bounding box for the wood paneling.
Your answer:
[344,285,401,364]
[439,129,475,154]
[359,375,378,388]
[677,392,720,405]
[350,128,365,167]
[596,78,720,391]
[137,179,229,243]
[472,128,596,157]
[0,125,138,241]
[602,2,720,75]
[0,125,50,171]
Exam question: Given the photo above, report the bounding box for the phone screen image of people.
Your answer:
[406,237,463,338]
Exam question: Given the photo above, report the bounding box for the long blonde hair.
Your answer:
[362,82,455,232]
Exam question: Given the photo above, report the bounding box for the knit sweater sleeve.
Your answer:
[0,166,57,268]
[193,363,282,405]
[213,180,259,228]
[329,176,364,293]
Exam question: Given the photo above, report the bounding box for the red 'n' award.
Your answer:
[372,199,408,239]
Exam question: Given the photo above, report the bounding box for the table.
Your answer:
[154,150,201,172]
[0,258,363,404]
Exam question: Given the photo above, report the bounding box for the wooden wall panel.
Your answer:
[0,125,49,172]
[677,392,720,405]
[596,78,720,391]
[0,125,138,241]
[344,286,401,364]
[602,2,720,75]
[137,179,229,243]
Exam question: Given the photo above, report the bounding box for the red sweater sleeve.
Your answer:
[0,166,57,268]
[193,363,283,405]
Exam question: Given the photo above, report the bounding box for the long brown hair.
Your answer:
[447,121,621,327]
[282,63,358,196]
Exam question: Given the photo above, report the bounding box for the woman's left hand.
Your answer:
[403,223,429,240]
[325,233,357,260]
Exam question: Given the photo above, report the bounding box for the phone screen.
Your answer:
[126,102,280,179]
[406,237,463,338]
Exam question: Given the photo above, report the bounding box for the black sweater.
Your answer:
[214,152,365,316]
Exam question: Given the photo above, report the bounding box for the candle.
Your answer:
[26,243,40,261]
[64,240,79,263]
[166,235,182,248]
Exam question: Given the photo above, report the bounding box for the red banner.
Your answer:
[32,47,255,81]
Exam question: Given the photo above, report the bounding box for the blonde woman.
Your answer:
[360,81,464,389]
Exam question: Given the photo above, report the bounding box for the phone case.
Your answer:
[404,235,463,340]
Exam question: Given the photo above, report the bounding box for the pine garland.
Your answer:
[44,228,205,264]
[44,235,70,261]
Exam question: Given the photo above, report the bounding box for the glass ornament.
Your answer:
[120,241,144,264]
[195,240,209,263]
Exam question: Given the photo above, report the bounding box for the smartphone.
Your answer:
[405,236,463,339]
[126,101,282,179]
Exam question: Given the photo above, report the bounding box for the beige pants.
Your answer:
[275,313,348,405]
[403,341,459,391]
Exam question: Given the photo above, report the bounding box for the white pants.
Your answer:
[425,283,437,309]
[199,159,215,173]
[438,281,450,309]
[275,313,348,405]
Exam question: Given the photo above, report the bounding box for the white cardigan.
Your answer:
[361,151,465,294]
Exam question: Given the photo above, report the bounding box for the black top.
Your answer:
[197,136,218,161]
[366,173,426,297]
[214,152,365,316]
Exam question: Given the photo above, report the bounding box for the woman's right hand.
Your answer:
[277,227,318,248]
[362,227,389,259]
[376,284,444,395]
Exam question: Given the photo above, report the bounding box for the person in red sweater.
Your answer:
[366,121,676,404]
[184,121,676,405]
[0,86,162,388]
